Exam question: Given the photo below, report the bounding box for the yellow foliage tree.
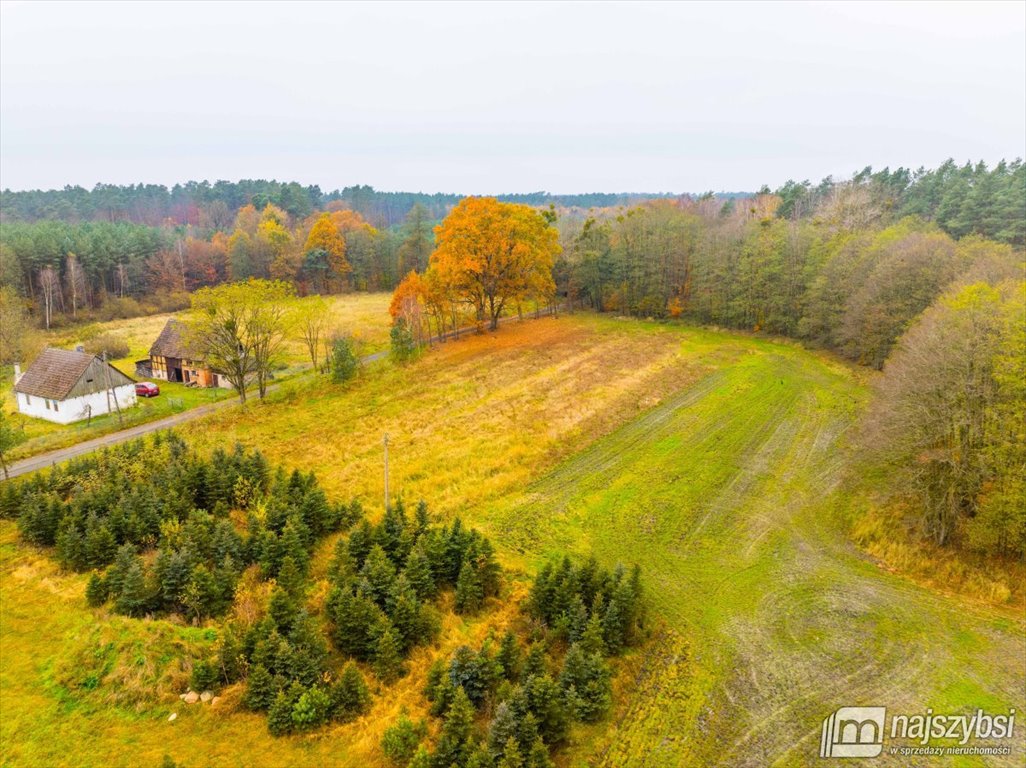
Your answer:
[429,197,560,330]
[304,213,350,288]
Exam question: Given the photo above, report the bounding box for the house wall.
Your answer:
[16,384,137,425]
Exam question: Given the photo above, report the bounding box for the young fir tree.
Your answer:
[454,559,484,614]
[433,686,476,768]
[85,572,109,607]
[330,662,370,721]
[114,559,149,617]
[403,540,436,600]
[373,622,404,683]
[291,686,331,730]
[243,664,278,711]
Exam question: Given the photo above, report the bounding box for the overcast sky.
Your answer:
[1,1,1024,194]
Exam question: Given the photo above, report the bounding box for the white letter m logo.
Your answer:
[820,706,886,758]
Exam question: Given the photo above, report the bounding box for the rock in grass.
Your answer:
[168,713,177,722]
[200,691,212,703]
[183,691,199,704]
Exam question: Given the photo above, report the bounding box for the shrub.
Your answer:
[382,712,427,766]
[328,336,358,383]
[84,332,130,360]
[291,686,331,730]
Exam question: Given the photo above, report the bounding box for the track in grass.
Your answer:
[487,345,1026,767]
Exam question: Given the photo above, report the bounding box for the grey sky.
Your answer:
[1,1,1024,194]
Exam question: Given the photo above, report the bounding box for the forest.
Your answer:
[0,159,1021,336]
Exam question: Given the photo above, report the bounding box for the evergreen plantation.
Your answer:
[1,432,645,765]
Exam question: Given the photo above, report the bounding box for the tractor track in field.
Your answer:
[490,349,1026,767]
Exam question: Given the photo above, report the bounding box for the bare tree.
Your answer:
[38,266,62,330]
[65,253,87,317]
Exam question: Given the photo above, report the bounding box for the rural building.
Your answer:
[13,347,137,424]
[147,318,233,389]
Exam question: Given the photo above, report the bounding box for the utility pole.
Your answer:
[383,433,390,511]
[101,352,124,426]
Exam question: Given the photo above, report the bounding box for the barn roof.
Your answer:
[14,347,134,400]
[148,318,197,359]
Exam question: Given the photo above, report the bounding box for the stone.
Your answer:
[200,691,212,703]
[168,713,177,722]
[211,696,222,707]
[183,691,199,704]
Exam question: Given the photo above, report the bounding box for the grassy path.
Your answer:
[487,342,1026,766]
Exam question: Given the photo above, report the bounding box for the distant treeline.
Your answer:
[1,180,683,230]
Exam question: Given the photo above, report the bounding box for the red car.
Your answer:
[135,382,160,398]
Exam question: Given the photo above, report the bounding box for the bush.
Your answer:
[190,658,219,693]
[382,712,427,765]
[390,319,417,363]
[328,336,358,383]
[291,686,331,730]
[84,332,130,360]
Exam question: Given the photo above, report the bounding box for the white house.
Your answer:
[13,347,137,424]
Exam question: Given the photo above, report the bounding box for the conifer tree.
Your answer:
[403,540,436,600]
[455,559,483,614]
[115,559,149,617]
[244,663,278,711]
[85,572,109,607]
[373,622,404,683]
[330,662,370,721]
[433,686,476,768]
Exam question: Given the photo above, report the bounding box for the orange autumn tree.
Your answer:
[429,197,560,331]
[303,213,350,292]
[389,270,429,344]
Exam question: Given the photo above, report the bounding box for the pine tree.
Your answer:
[433,686,475,768]
[190,658,219,693]
[84,519,117,569]
[268,586,299,634]
[330,662,370,722]
[55,518,86,572]
[361,544,398,609]
[244,663,278,711]
[455,560,483,615]
[496,737,525,768]
[381,711,426,766]
[373,622,404,683]
[497,631,523,682]
[403,540,436,600]
[268,684,302,736]
[85,572,109,607]
[558,644,611,722]
[114,559,149,617]
[525,737,554,768]
[524,674,570,746]
[291,686,331,730]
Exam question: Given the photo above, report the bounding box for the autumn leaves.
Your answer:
[390,197,561,340]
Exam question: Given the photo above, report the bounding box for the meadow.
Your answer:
[1,313,1023,767]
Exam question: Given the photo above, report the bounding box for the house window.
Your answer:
[53,401,59,412]
[24,394,30,405]
[45,399,51,410]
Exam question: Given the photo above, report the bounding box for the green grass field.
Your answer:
[1,313,1023,767]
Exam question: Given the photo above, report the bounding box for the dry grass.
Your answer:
[190,314,726,523]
